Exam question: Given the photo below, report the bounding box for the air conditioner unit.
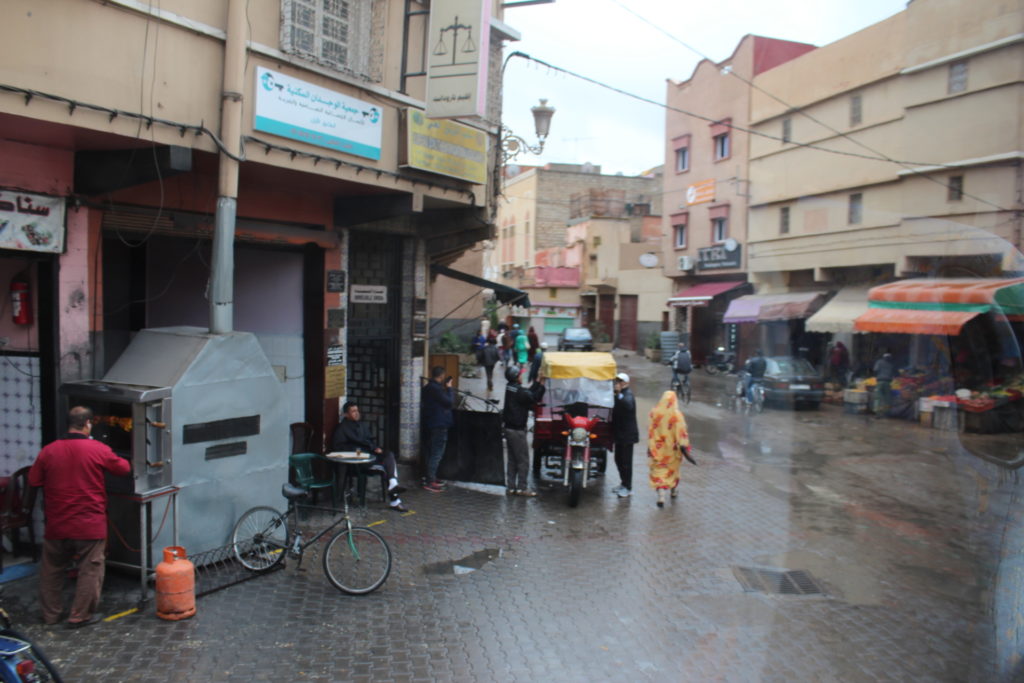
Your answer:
[678,255,693,271]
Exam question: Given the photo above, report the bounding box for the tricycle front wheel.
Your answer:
[568,468,583,507]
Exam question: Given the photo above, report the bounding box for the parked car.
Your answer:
[761,356,825,409]
[558,327,593,351]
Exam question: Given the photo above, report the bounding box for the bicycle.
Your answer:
[672,373,692,405]
[231,483,392,595]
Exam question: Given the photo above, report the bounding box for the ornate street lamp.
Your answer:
[500,99,555,163]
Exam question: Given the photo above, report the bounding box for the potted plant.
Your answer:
[644,330,661,362]
[588,320,613,352]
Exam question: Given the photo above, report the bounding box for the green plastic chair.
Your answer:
[288,452,337,507]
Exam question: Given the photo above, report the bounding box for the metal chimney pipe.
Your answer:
[211,0,247,334]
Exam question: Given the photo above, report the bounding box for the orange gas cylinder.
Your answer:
[155,546,196,621]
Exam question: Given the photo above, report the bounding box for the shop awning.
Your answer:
[853,278,1024,334]
[805,287,871,334]
[722,295,766,323]
[854,308,981,336]
[722,292,827,324]
[667,281,745,307]
[430,264,531,308]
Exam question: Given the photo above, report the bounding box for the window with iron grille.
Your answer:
[780,206,790,234]
[281,0,382,81]
[850,94,862,127]
[948,60,968,94]
[782,118,792,143]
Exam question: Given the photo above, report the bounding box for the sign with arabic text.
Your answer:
[425,0,492,119]
[350,285,388,304]
[254,67,383,160]
[403,109,488,184]
[0,190,65,254]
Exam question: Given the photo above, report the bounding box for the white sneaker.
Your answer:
[617,487,631,498]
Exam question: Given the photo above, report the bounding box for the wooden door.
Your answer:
[618,295,638,350]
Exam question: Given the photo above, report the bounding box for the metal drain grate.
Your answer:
[732,566,824,595]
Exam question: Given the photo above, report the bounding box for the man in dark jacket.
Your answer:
[421,366,455,492]
[502,366,546,496]
[332,402,407,511]
[743,349,767,403]
[612,372,639,498]
[481,337,501,393]
[29,406,132,627]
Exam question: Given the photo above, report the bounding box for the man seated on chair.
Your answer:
[331,401,407,512]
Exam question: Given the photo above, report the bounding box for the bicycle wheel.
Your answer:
[681,381,692,405]
[323,526,392,594]
[232,506,288,572]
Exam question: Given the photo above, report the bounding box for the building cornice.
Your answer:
[900,33,1024,75]
[895,151,1024,177]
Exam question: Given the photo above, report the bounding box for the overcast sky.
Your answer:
[499,0,908,176]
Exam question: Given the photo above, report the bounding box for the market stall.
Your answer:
[853,278,1024,432]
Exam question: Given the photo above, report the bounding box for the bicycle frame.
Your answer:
[283,499,357,564]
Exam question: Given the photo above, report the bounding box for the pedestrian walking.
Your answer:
[27,406,131,627]
[481,336,500,393]
[527,326,539,361]
[873,351,896,417]
[829,341,850,387]
[528,341,547,384]
[612,372,639,498]
[647,391,693,508]
[514,325,529,368]
[421,366,455,492]
[471,327,486,366]
[502,366,545,496]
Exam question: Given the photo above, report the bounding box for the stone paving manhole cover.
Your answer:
[732,566,824,595]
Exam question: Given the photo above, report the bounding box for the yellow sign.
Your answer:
[405,109,488,184]
[325,365,346,400]
[685,179,716,205]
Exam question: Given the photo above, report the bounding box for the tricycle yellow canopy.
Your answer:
[541,352,617,381]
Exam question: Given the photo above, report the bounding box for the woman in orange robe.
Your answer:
[647,390,691,507]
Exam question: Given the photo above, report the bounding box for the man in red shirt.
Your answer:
[28,406,131,627]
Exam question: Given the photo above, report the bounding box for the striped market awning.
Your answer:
[853,278,1024,335]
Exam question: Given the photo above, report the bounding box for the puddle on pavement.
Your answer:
[422,548,503,576]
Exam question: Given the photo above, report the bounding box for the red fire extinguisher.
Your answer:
[10,273,32,325]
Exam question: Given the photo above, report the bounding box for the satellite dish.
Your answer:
[724,238,739,252]
[507,164,520,177]
[639,252,658,268]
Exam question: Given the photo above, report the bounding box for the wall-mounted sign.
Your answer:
[350,284,388,304]
[403,109,488,184]
[425,0,492,119]
[254,67,383,160]
[326,270,346,293]
[685,179,715,206]
[698,240,742,270]
[0,190,65,254]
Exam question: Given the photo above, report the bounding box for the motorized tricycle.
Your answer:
[532,352,616,507]
[0,606,62,682]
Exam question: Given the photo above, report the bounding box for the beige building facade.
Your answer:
[491,163,660,347]
[662,34,815,363]
[745,0,1023,366]
[0,0,517,472]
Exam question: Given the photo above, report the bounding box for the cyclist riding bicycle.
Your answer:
[742,349,767,403]
[670,342,692,389]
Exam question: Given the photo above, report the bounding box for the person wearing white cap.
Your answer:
[611,372,639,497]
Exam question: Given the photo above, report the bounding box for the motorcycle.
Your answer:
[704,347,736,375]
[0,608,62,682]
[556,406,605,508]
[532,352,615,507]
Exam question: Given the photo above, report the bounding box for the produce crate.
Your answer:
[843,401,868,415]
[844,389,869,404]
[932,405,958,430]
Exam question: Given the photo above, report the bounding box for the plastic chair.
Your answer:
[0,466,37,572]
[341,462,388,508]
[288,453,336,507]
[290,422,317,455]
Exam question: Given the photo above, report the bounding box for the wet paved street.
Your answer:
[2,352,1022,681]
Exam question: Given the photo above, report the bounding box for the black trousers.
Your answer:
[614,441,634,490]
